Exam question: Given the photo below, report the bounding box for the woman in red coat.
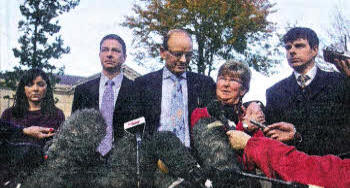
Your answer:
[227,130,350,188]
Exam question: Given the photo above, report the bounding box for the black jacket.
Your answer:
[71,75,134,138]
[265,68,350,156]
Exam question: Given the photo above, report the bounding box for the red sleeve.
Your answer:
[190,107,210,129]
[243,137,350,188]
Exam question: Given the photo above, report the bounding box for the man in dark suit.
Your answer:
[72,34,133,155]
[264,27,350,156]
[132,29,215,147]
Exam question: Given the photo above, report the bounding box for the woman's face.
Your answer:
[216,74,246,105]
[24,76,47,104]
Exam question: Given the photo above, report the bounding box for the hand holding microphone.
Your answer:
[263,122,296,142]
[226,130,251,150]
[250,120,297,143]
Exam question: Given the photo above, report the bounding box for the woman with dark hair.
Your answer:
[1,69,64,185]
[1,68,64,146]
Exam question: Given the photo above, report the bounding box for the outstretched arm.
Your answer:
[226,130,350,188]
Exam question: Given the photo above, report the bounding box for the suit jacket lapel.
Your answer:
[115,77,131,107]
[282,69,328,100]
[89,77,100,110]
[153,69,163,118]
[142,69,163,120]
[308,68,328,99]
[282,74,301,102]
[116,77,127,104]
[187,72,197,109]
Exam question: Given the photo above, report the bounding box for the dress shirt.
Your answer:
[294,65,317,88]
[99,72,124,109]
[159,67,190,147]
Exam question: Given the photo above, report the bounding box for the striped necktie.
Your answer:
[297,75,310,89]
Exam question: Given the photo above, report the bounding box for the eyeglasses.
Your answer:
[167,50,193,59]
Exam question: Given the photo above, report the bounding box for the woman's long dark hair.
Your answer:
[12,69,57,119]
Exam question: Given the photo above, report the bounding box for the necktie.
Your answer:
[98,80,114,156]
[297,75,310,89]
[170,76,185,143]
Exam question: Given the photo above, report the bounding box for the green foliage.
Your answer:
[122,0,281,76]
[1,0,79,91]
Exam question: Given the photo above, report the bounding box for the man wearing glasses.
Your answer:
[132,29,215,147]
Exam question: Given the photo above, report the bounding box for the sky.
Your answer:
[1,0,350,103]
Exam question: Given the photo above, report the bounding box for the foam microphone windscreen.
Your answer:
[192,117,240,172]
[23,109,107,188]
[143,132,198,176]
[97,131,200,187]
[207,99,226,121]
[97,134,139,188]
[207,99,240,129]
[141,131,205,188]
[192,117,259,187]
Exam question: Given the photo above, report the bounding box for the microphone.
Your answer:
[206,99,237,131]
[194,101,308,187]
[250,119,267,130]
[24,110,145,188]
[124,117,146,188]
[142,131,212,188]
[124,116,146,136]
[194,100,262,187]
[23,109,107,187]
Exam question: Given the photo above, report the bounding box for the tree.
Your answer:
[1,0,80,90]
[327,4,350,51]
[122,0,281,76]
[314,3,350,72]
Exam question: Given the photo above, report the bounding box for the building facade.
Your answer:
[0,65,140,118]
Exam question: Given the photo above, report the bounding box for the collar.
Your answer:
[294,64,317,83]
[100,72,123,86]
[162,67,186,80]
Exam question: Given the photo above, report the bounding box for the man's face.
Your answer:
[216,75,246,105]
[245,102,265,124]
[160,32,193,75]
[99,39,126,73]
[285,38,318,73]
